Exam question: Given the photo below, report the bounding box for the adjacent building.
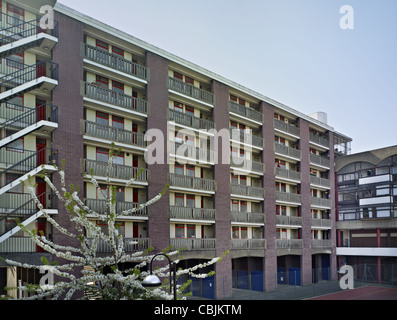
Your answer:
[0,0,353,299]
[336,145,397,285]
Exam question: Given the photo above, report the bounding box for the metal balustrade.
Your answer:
[229,128,264,149]
[231,211,265,224]
[310,153,331,168]
[309,133,330,148]
[310,218,332,228]
[275,191,302,204]
[169,173,216,192]
[276,239,303,249]
[274,142,301,160]
[168,109,215,131]
[230,156,264,174]
[310,197,332,208]
[231,239,266,249]
[274,119,300,137]
[82,120,146,148]
[86,238,151,253]
[82,43,150,81]
[310,175,331,188]
[275,167,302,182]
[168,77,214,105]
[169,141,215,163]
[229,101,263,123]
[83,159,149,183]
[276,215,303,226]
[85,199,148,217]
[310,239,333,249]
[82,82,149,115]
[169,206,216,221]
[170,238,216,251]
[230,183,265,199]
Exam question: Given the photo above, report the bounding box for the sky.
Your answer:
[58,0,397,154]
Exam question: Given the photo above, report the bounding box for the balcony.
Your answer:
[229,101,263,125]
[168,77,214,105]
[311,239,333,250]
[170,238,216,251]
[310,176,331,189]
[169,206,216,222]
[85,199,148,218]
[0,103,58,148]
[169,173,216,193]
[81,82,149,117]
[82,120,146,150]
[86,237,151,253]
[0,13,58,59]
[275,167,302,183]
[275,191,302,205]
[168,108,215,131]
[230,129,264,149]
[82,43,150,82]
[276,215,302,227]
[169,141,215,164]
[230,156,264,176]
[83,159,149,184]
[309,133,329,149]
[231,212,265,225]
[0,60,58,102]
[274,119,300,138]
[230,184,265,200]
[232,239,266,250]
[310,154,330,169]
[276,239,303,249]
[274,143,301,161]
[311,218,332,229]
[310,197,332,209]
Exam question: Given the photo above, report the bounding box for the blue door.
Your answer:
[251,271,263,292]
[288,268,301,286]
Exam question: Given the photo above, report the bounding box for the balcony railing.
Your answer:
[229,101,263,123]
[82,82,149,115]
[275,167,302,182]
[230,156,264,175]
[310,197,332,208]
[170,238,216,251]
[230,184,265,199]
[169,141,215,164]
[231,211,265,224]
[274,119,300,137]
[168,109,215,131]
[232,239,266,250]
[83,159,149,183]
[168,77,214,105]
[275,191,302,204]
[85,199,148,217]
[169,206,216,221]
[0,237,36,253]
[82,43,150,81]
[309,133,329,148]
[276,215,302,226]
[310,154,330,168]
[311,218,332,228]
[274,143,301,160]
[169,173,216,192]
[82,120,146,148]
[310,239,333,249]
[230,129,264,149]
[276,239,303,249]
[310,176,331,188]
[86,237,151,253]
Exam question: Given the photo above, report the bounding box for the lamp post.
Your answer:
[142,253,177,300]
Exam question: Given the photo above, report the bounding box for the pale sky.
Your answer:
[58,0,397,154]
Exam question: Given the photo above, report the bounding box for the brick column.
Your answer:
[211,80,232,299]
[145,52,170,254]
[260,101,277,292]
[298,118,312,286]
[52,11,85,298]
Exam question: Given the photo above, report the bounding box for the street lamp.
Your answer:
[142,253,177,300]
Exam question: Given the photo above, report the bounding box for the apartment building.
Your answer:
[336,145,397,285]
[0,0,352,299]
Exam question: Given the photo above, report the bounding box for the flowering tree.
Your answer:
[2,146,227,300]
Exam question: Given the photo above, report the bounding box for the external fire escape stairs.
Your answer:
[0,13,58,60]
[0,103,58,148]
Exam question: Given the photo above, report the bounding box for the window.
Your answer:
[185,135,194,146]
[276,182,286,192]
[174,102,183,112]
[275,136,286,145]
[96,75,109,89]
[6,95,24,111]
[6,173,23,194]
[186,165,195,177]
[232,200,239,212]
[185,106,194,116]
[96,148,109,163]
[241,201,247,213]
[185,76,194,85]
[175,193,184,207]
[232,227,239,239]
[112,46,124,57]
[231,174,238,184]
[112,81,124,94]
[113,152,124,166]
[175,224,185,238]
[276,205,287,216]
[239,124,246,133]
[275,159,286,169]
[96,112,109,125]
[7,53,23,69]
[96,40,109,51]
[174,72,183,80]
[241,227,248,239]
[175,164,184,176]
[186,195,195,208]
[310,168,317,176]
[240,176,247,186]
[230,121,238,130]
[112,116,124,129]
[6,130,23,152]
[115,187,125,202]
[187,225,195,238]
[7,4,24,27]
[230,95,238,102]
